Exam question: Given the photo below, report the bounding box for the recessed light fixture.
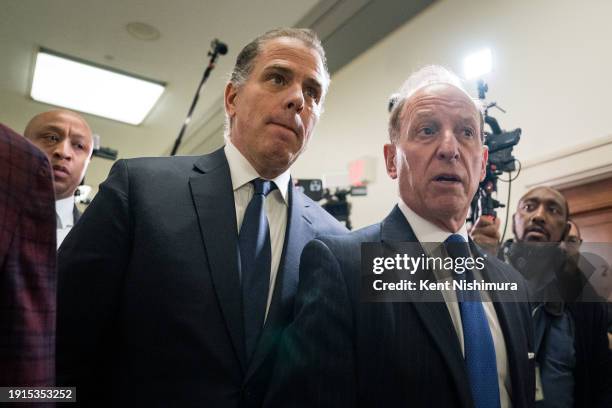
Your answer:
[126,22,161,41]
[30,48,165,125]
[463,48,492,80]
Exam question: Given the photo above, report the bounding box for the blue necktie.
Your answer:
[445,234,501,408]
[240,178,275,360]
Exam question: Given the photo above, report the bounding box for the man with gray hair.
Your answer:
[57,28,345,406]
[266,65,534,407]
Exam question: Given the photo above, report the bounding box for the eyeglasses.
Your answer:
[566,236,583,244]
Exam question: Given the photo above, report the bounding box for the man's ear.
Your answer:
[512,213,518,240]
[224,82,238,120]
[480,146,489,182]
[384,143,398,179]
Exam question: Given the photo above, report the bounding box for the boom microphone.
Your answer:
[170,38,228,155]
[212,39,228,55]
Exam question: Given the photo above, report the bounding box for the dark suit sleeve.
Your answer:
[592,303,612,407]
[265,239,356,407]
[56,160,131,395]
[0,125,56,387]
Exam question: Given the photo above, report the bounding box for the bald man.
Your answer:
[24,110,94,247]
[472,186,611,408]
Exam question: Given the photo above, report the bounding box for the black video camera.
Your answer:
[294,179,366,230]
[469,80,521,223]
[485,117,521,174]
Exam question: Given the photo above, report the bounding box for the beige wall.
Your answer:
[292,0,612,231]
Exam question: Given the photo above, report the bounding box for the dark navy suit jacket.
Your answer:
[267,205,535,407]
[57,147,346,406]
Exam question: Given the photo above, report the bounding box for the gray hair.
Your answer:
[224,28,330,138]
[387,65,484,144]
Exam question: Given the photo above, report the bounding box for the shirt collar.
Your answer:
[398,198,468,243]
[224,140,290,204]
[56,196,75,229]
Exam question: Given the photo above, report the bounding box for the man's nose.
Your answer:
[53,139,72,160]
[436,128,460,161]
[285,83,305,114]
[531,205,547,224]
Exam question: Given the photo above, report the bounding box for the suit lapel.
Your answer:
[245,184,315,381]
[189,148,246,371]
[72,204,81,223]
[382,206,473,408]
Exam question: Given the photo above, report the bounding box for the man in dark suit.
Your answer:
[0,123,56,386]
[24,109,94,247]
[56,28,345,406]
[266,66,534,407]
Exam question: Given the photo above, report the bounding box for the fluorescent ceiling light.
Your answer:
[463,48,492,80]
[31,49,165,125]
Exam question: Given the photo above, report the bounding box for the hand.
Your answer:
[559,238,581,262]
[469,215,501,256]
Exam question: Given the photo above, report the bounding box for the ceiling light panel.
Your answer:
[31,49,165,125]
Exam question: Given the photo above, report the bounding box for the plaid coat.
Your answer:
[0,123,56,386]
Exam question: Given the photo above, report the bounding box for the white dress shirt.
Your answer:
[398,199,512,408]
[224,141,290,318]
[56,196,75,249]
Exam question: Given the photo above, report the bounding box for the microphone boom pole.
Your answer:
[170,39,228,156]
